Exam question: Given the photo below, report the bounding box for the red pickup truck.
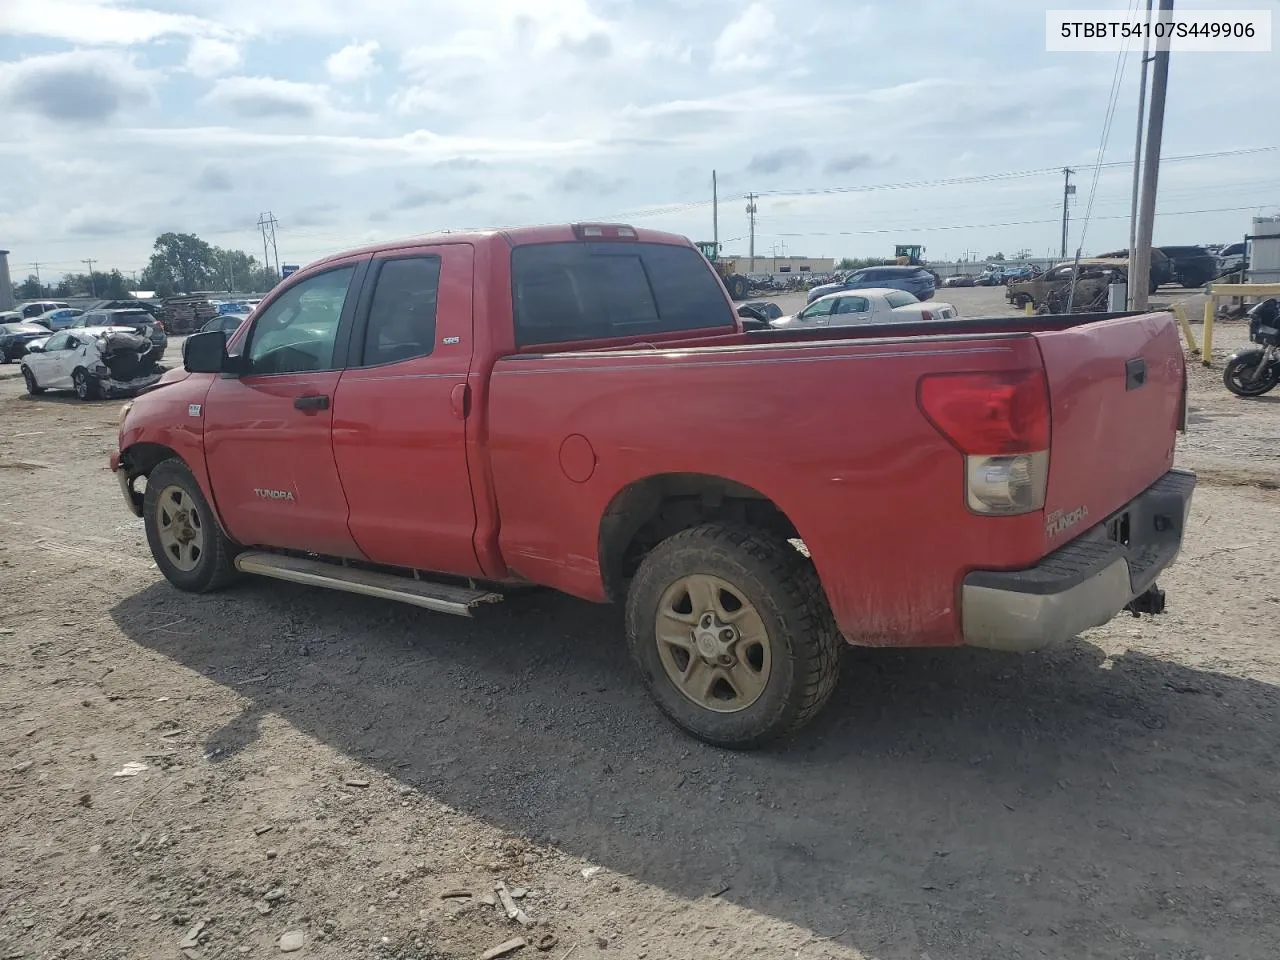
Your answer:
[112,223,1194,747]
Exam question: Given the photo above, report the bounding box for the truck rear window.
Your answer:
[511,242,735,347]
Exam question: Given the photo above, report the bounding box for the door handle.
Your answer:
[294,394,330,411]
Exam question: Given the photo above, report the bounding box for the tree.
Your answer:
[988,252,1006,261]
[16,275,43,299]
[51,270,134,298]
[147,232,216,294]
[837,257,893,271]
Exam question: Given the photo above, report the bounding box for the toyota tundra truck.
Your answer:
[111,223,1194,748]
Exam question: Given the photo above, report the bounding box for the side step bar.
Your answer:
[234,551,503,617]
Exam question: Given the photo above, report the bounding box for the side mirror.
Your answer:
[183,330,230,374]
[26,344,44,354]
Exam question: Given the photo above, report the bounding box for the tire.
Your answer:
[1011,293,1032,309]
[727,275,749,301]
[624,523,842,749]
[71,368,100,401]
[21,366,43,395]
[1149,276,1160,295]
[1223,351,1280,397]
[143,458,241,593]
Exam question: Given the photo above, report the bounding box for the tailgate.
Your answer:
[1035,312,1184,550]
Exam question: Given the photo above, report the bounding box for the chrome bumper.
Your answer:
[962,469,1196,651]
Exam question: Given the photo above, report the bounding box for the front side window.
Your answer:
[361,257,442,366]
[511,242,734,347]
[798,299,835,321]
[247,266,356,375]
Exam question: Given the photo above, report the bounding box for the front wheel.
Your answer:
[21,366,43,395]
[625,523,842,749]
[726,275,749,301]
[1223,351,1280,397]
[143,458,241,593]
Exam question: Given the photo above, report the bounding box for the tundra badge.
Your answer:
[1046,506,1088,538]
[253,488,296,502]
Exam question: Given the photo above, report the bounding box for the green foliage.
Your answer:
[138,232,277,295]
[51,270,134,298]
[836,257,894,270]
[16,275,43,299]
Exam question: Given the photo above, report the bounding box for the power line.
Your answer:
[81,258,96,296]
[257,212,281,276]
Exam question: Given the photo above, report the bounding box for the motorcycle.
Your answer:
[1223,298,1280,397]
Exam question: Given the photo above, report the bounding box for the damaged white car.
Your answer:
[20,326,166,400]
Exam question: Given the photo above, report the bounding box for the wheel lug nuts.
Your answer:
[719,629,734,641]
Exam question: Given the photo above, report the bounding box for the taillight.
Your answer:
[918,370,1051,515]
[154,319,165,332]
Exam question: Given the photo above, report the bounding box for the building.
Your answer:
[725,255,835,278]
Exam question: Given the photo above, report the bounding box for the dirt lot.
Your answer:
[1,297,1277,960]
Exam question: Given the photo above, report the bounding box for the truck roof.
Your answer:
[308,223,692,269]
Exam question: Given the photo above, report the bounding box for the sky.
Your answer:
[0,0,1278,283]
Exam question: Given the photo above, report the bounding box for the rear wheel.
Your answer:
[143,458,241,593]
[21,366,43,395]
[727,275,749,301]
[625,523,841,749]
[1011,293,1033,309]
[72,368,100,401]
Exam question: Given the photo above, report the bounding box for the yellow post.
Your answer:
[1024,300,1034,316]
[1173,304,1199,355]
[1202,297,1214,367]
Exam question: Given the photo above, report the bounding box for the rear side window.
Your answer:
[511,242,734,347]
[884,291,917,308]
[360,256,441,366]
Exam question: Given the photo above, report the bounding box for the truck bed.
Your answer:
[483,310,1185,647]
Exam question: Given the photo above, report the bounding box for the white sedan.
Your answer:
[20,325,165,400]
[773,287,958,328]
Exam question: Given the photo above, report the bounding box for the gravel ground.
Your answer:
[1,300,1277,960]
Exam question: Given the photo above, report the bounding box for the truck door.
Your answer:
[202,260,367,558]
[331,244,482,577]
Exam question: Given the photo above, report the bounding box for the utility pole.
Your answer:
[1127,0,1155,307]
[1132,0,1173,311]
[28,262,42,295]
[712,170,719,254]
[746,193,758,273]
[257,212,281,277]
[1060,168,1075,259]
[82,258,97,297]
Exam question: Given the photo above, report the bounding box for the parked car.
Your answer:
[807,265,935,303]
[1218,241,1247,275]
[0,320,58,362]
[1093,248,1175,289]
[200,312,251,335]
[941,274,975,287]
[112,222,1193,748]
[73,308,167,360]
[21,326,165,399]
[30,307,85,331]
[1158,245,1220,288]
[774,288,957,327]
[14,300,70,320]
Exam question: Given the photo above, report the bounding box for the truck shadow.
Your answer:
[111,581,1280,959]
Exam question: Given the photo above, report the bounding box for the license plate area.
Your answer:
[1106,511,1131,547]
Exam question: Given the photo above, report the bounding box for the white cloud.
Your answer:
[0,50,155,124]
[712,3,777,73]
[203,76,335,121]
[0,0,230,45]
[186,38,243,78]
[326,40,380,83]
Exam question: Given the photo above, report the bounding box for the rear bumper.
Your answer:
[961,469,1195,651]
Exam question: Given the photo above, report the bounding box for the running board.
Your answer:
[233,551,503,617]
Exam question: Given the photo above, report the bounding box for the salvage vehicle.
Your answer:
[773,288,957,327]
[0,320,57,362]
[22,326,165,400]
[807,265,935,303]
[112,223,1194,748]
[73,309,167,360]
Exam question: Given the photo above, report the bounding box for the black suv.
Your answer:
[1158,246,1220,288]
